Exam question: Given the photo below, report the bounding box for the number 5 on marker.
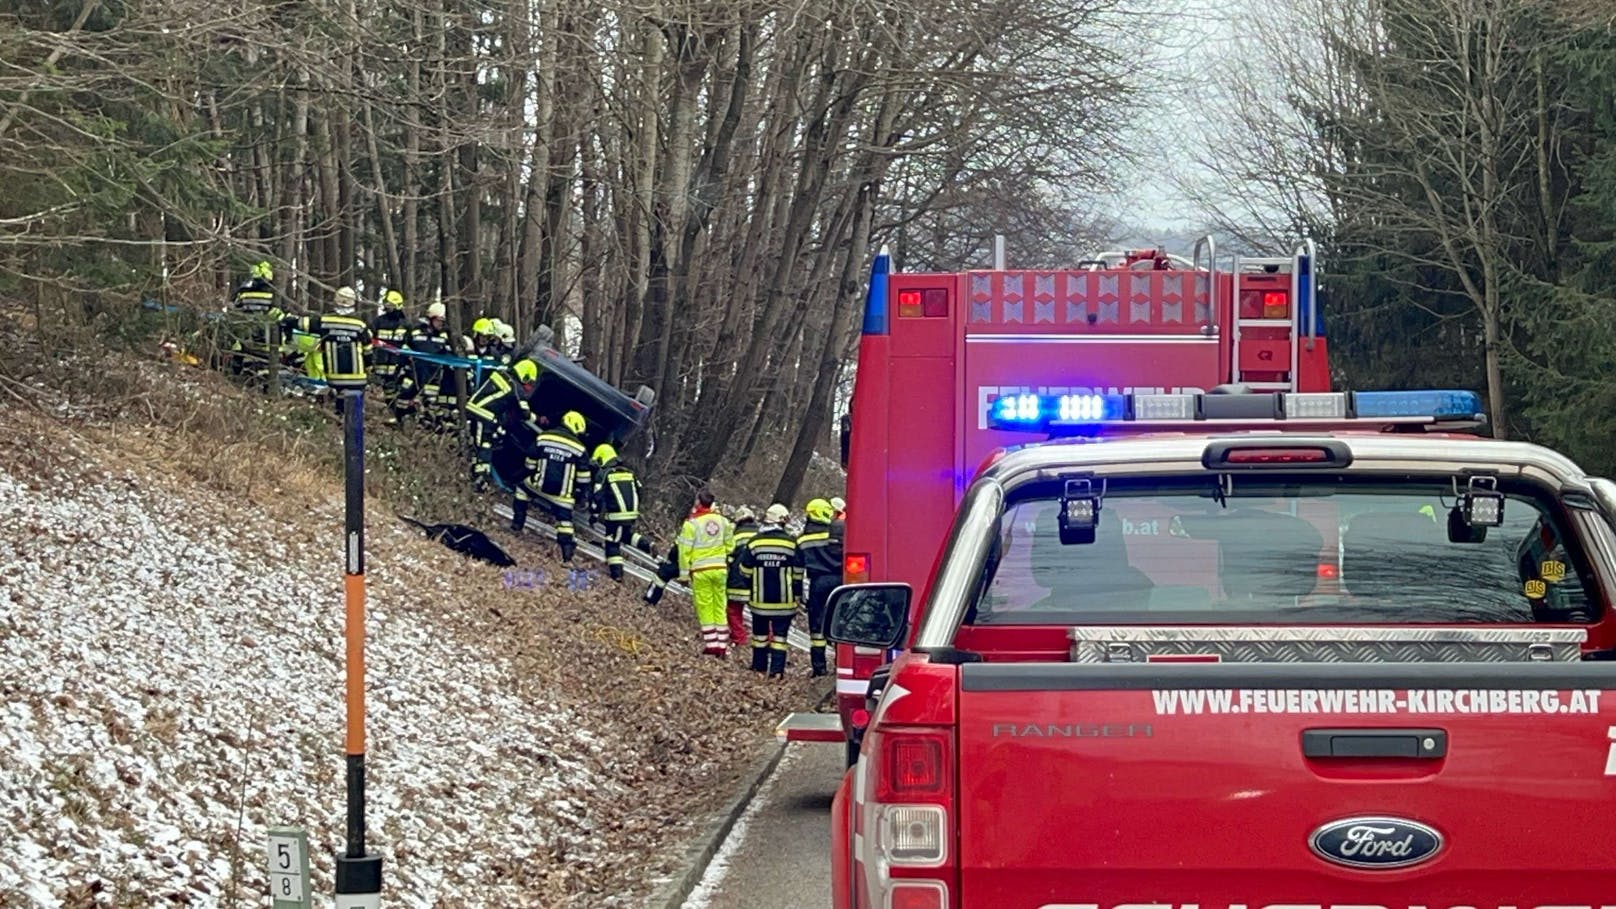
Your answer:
[267,829,309,906]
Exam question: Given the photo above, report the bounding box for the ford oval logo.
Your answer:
[1309,816,1444,869]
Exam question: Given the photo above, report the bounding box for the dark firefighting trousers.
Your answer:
[644,543,679,605]
[513,486,575,560]
[806,574,839,675]
[750,610,794,676]
[601,519,638,581]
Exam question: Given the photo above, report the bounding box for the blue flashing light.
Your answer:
[1054,393,1127,423]
[995,393,1043,423]
[1352,390,1483,419]
[862,250,891,336]
[983,387,1486,434]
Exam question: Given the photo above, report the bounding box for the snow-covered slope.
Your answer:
[0,451,620,905]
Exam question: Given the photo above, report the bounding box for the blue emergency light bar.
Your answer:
[988,389,1485,432]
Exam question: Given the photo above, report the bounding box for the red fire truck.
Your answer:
[777,236,1332,762]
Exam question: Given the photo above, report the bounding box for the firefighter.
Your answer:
[484,320,516,365]
[228,260,281,381]
[391,302,452,426]
[589,443,646,582]
[739,503,801,677]
[798,497,844,676]
[725,506,760,650]
[278,285,370,411]
[370,289,410,391]
[677,490,735,657]
[831,496,847,522]
[470,317,500,358]
[466,358,538,491]
[512,409,589,562]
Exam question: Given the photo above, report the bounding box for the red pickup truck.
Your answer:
[823,387,1616,909]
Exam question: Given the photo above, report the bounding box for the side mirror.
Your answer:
[825,583,912,650]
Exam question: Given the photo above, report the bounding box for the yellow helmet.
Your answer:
[251,261,273,281]
[806,498,834,523]
[384,289,404,309]
[562,411,586,435]
[512,359,538,384]
[472,317,494,336]
[592,443,618,466]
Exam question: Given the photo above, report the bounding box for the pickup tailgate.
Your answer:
[956,659,1616,909]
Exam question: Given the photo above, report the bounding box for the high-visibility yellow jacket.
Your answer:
[678,508,734,576]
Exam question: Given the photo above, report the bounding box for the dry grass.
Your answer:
[0,305,832,905]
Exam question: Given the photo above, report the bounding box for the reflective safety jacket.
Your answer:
[591,459,641,522]
[739,525,802,613]
[232,279,277,315]
[678,507,734,576]
[281,313,370,388]
[466,369,529,441]
[479,340,513,365]
[404,322,451,355]
[797,517,843,581]
[370,309,411,379]
[726,519,760,599]
[525,427,587,503]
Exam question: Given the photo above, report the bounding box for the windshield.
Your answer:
[972,476,1600,625]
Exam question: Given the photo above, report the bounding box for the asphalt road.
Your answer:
[681,741,847,909]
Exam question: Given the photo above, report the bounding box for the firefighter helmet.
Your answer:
[426,302,446,320]
[496,322,516,345]
[334,286,357,313]
[806,498,835,523]
[765,503,790,524]
[734,506,755,523]
[562,410,586,435]
[384,289,404,309]
[251,261,273,281]
[512,359,538,384]
[830,495,846,514]
[473,317,494,336]
[591,443,618,466]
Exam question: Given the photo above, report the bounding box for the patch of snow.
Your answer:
[0,462,624,905]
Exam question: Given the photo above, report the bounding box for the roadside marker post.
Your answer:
[336,388,383,905]
[268,826,311,908]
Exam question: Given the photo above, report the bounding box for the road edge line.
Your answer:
[652,735,788,909]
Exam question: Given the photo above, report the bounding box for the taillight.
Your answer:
[889,881,948,908]
[888,738,944,796]
[1262,290,1289,318]
[1223,447,1330,464]
[853,695,950,899]
[897,287,949,318]
[865,730,954,882]
[844,552,870,583]
[851,707,871,729]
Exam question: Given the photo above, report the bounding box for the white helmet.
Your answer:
[426,302,446,320]
[334,286,357,311]
[764,503,790,524]
[496,322,516,345]
[830,496,846,513]
[734,506,755,523]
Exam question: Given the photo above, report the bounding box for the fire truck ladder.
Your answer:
[1229,239,1317,391]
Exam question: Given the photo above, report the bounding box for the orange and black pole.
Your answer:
[336,389,382,907]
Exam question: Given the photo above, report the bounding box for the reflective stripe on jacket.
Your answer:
[740,526,802,613]
[678,509,734,575]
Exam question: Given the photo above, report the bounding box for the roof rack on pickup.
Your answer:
[986,386,1488,436]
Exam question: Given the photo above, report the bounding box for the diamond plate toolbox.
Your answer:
[1068,625,1587,663]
